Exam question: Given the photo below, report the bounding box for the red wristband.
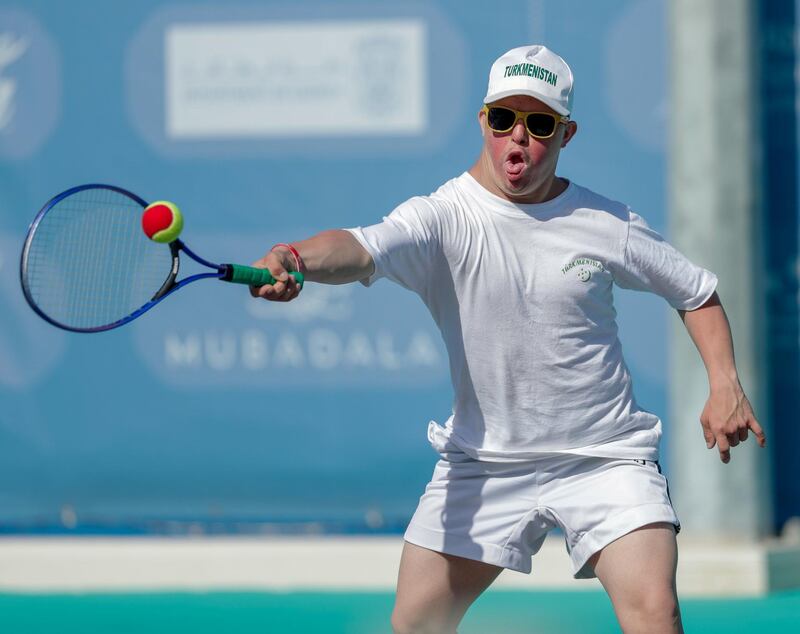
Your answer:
[271,243,305,273]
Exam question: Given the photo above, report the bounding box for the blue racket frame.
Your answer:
[21,183,238,333]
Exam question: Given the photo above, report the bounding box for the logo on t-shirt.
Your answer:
[561,257,605,282]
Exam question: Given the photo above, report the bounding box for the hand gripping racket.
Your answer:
[20,184,303,333]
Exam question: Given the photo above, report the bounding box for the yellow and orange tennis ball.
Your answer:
[142,201,183,243]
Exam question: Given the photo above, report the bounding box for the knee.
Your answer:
[619,588,681,632]
[391,608,454,634]
[390,610,415,634]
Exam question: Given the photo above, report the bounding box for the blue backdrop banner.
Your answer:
[0,0,675,533]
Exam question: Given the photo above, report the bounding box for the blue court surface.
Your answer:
[1,589,798,633]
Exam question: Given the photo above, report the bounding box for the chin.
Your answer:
[503,179,531,195]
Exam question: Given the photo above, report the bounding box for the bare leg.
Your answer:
[589,522,683,634]
[391,541,503,634]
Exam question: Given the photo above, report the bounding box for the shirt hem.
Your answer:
[428,419,659,463]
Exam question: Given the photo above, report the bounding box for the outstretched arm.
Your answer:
[250,229,374,302]
[678,291,766,463]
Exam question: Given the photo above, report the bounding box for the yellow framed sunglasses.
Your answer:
[481,105,569,139]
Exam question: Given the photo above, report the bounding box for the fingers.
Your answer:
[253,273,303,302]
[700,414,715,449]
[708,422,764,462]
[249,252,303,302]
[715,433,731,464]
[701,393,767,463]
[737,426,749,443]
[749,420,767,447]
[702,414,741,463]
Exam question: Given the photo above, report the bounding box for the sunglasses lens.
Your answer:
[525,113,557,137]
[487,107,516,131]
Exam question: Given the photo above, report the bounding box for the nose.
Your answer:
[511,116,528,145]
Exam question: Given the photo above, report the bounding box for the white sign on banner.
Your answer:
[165,20,427,138]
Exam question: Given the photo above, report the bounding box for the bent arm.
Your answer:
[677,291,738,386]
[678,291,766,462]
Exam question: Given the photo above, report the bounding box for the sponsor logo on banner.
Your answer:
[132,236,447,388]
[125,4,466,156]
[165,20,426,139]
[0,33,27,129]
[0,8,60,159]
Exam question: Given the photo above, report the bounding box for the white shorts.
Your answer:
[404,450,680,579]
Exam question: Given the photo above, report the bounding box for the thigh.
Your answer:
[392,541,502,634]
[589,522,682,633]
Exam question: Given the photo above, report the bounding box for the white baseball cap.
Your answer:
[483,45,574,116]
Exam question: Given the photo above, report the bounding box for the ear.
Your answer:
[561,120,578,148]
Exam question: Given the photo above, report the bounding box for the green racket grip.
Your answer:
[221,264,304,288]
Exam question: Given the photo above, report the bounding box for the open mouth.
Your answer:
[504,151,527,179]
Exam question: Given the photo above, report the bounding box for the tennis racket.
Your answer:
[20,183,303,333]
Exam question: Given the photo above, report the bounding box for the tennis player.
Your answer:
[251,45,766,634]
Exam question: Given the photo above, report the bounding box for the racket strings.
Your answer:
[23,188,174,330]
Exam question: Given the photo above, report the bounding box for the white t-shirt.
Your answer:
[345,172,717,462]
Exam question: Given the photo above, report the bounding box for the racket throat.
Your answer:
[219,264,235,282]
[151,241,182,301]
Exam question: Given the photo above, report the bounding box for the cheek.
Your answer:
[530,140,556,163]
[487,138,506,163]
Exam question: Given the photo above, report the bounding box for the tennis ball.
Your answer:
[142,201,183,243]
